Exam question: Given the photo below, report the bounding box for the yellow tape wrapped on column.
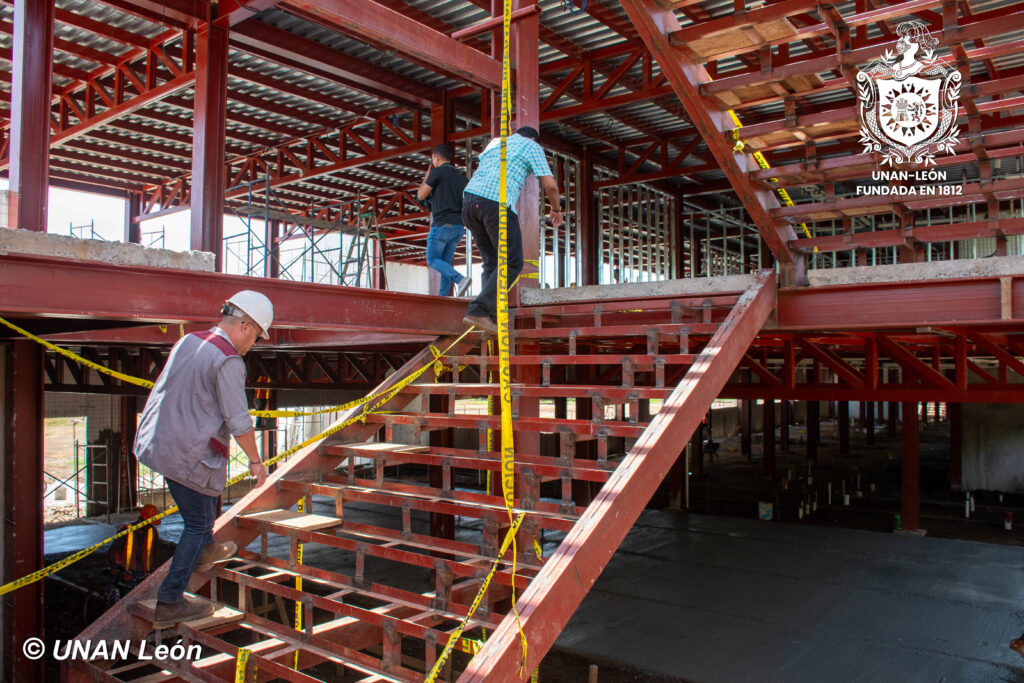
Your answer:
[235,648,252,683]
[0,327,473,597]
[495,0,528,674]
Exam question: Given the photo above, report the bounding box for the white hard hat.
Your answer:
[223,290,273,339]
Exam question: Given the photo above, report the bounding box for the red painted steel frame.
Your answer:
[776,275,1024,329]
[620,0,800,278]
[190,22,229,267]
[281,0,501,90]
[0,253,467,337]
[7,0,54,232]
[3,340,45,683]
[460,271,776,681]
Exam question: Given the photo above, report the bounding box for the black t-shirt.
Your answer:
[425,163,468,226]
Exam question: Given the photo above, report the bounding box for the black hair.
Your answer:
[432,143,454,161]
[516,126,540,141]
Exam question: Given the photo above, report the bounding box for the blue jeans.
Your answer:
[157,479,218,603]
[426,223,466,296]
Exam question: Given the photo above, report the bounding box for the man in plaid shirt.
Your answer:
[461,126,563,333]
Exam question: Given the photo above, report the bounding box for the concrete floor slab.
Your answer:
[556,511,1024,683]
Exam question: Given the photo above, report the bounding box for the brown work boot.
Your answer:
[194,540,237,572]
[152,596,215,629]
[1011,633,1024,658]
[463,314,497,334]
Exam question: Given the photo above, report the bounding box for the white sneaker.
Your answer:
[455,277,473,297]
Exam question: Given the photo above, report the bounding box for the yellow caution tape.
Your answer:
[424,513,525,683]
[235,648,251,683]
[0,327,473,597]
[294,494,306,669]
[0,316,156,389]
[533,537,543,561]
[726,111,814,244]
[494,0,528,674]
[0,315,416,420]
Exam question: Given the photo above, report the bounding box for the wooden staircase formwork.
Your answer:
[68,271,775,682]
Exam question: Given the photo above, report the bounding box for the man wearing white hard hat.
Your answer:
[134,290,273,627]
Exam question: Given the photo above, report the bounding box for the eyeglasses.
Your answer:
[244,321,261,344]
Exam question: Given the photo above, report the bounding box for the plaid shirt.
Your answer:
[464,134,553,214]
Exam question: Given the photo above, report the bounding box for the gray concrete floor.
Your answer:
[46,501,1024,682]
[556,510,1024,683]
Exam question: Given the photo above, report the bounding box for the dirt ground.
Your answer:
[43,417,88,524]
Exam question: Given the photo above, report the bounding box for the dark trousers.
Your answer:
[157,479,217,603]
[462,193,522,322]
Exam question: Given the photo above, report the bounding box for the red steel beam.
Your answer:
[280,0,501,90]
[213,0,281,27]
[229,20,441,108]
[0,252,466,337]
[461,271,776,681]
[7,0,53,231]
[621,0,801,282]
[191,22,229,266]
[777,275,1024,329]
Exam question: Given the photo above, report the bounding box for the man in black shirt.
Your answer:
[418,144,472,296]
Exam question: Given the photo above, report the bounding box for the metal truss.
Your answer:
[42,346,410,394]
[723,329,1024,403]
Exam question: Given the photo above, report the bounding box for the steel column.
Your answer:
[579,147,598,286]
[838,401,850,457]
[740,398,752,461]
[3,340,44,683]
[119,395,139,509]
[902,401,920,531]
[949,402,962,490]
[265,219,280,279]
[124,191,142,244]
[762,399,775,480]
[8,0,54,232]
[864,401,875,445]
[780,399,790,453]
[190,22,229,267]
[806,400,819,464]
[514,0,541,298]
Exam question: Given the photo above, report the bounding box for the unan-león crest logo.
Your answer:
[857,21,961,166]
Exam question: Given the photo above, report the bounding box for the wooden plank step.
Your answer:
[129,595,244,631]
[335,441,429,454]
[239,509,344,531]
